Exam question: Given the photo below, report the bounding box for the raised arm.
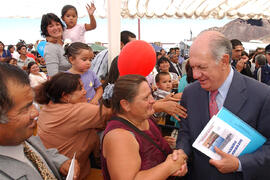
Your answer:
[153,99,187,121]
[85,3,97,31]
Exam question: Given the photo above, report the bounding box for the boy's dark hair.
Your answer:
[155,72,170,84]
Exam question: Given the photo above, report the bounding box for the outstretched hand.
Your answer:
[209,146,239,174]
[164,93,179,102]
[163,101,187,120]
[86,3,96,16]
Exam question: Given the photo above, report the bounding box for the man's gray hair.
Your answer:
[170,52,176,59]
[255,54,267,66]
[209,34,232,62]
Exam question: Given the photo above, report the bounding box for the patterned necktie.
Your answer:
[23,142,57,180]
[209,90,219,118]
[176,64,182,76]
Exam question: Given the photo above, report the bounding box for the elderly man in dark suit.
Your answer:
[176,31,270,180]
[0,63,79,180]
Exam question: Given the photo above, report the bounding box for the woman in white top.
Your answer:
[27,62,47,88]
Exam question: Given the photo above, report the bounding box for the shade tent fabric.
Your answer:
[90,44,107,52]
[2,0,269,65]
[121,0,270,19]
[1,0,270,19]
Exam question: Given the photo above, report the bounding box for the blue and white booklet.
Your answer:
[192,107,266,160]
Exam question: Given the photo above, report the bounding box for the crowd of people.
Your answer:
[0,3,270,180]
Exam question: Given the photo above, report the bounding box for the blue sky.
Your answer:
[0,17,231,45]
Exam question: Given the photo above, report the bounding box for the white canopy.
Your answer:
[2,0,269,65]
[1,0,270,19]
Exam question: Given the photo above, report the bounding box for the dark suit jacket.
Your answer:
[0,136,68,180]
[176,70,270,180]
[168,60,182,77]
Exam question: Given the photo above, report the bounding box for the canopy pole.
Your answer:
[107,0,121,69]
[138,18,141,40]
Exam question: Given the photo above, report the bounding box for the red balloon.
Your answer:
[118,40,156,77]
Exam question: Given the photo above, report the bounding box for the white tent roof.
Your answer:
[1,0,270,19]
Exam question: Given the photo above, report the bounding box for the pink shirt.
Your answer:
[38,102,110,179]
[63,24,86,43]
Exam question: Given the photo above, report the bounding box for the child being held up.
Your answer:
[153,72,182,148]
[65,42,103,104]
[154,72,182,100]
[61,3,96,43]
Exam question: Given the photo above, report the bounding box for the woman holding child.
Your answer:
[36,72,111,179]
[101,74,187,180]
[40,13,71,77]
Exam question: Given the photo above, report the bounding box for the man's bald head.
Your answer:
[191,31,232,62]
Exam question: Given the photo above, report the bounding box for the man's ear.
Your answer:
[221,54,230,65]
[120,99,130,112]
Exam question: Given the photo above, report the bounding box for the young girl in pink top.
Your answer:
[61,3,96,43]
